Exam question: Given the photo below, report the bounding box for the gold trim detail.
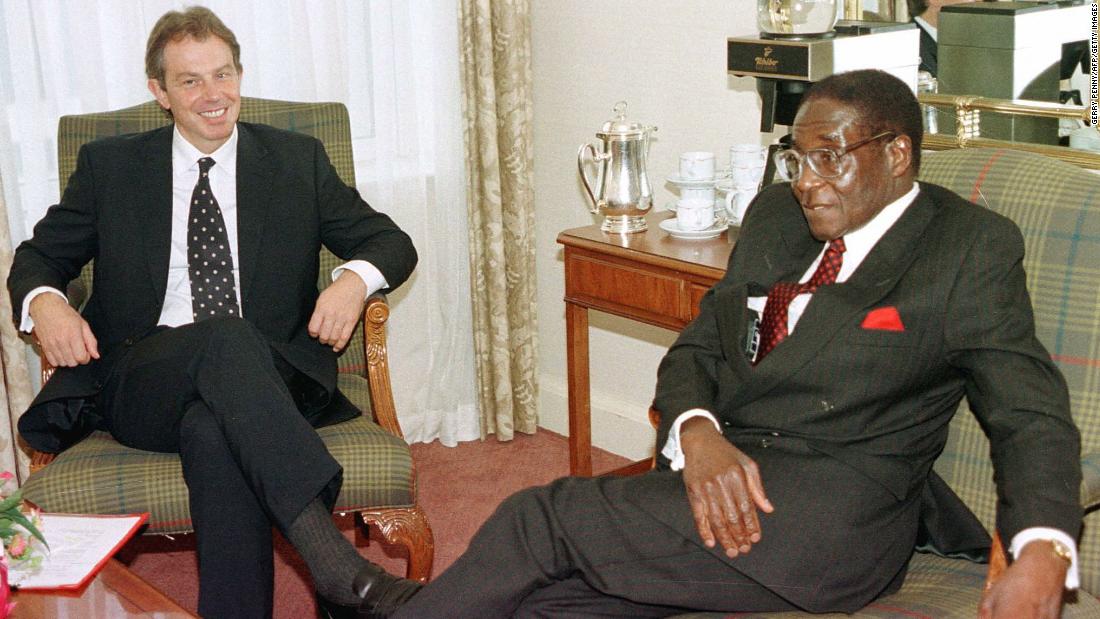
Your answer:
[919,93,1100,170]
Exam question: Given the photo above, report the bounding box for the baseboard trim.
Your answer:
[537,373,656,462]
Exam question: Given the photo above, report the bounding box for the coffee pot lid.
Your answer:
[597,101,650,138]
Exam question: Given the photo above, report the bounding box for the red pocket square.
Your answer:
[861,306,905,331]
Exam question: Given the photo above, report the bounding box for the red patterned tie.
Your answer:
[754,237,846,365]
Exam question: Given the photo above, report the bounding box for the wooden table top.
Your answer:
[557,212,735,281]
[11,558,194,618]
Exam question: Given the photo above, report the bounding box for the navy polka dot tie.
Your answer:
[188,157,240,321]
[754,237,846,365]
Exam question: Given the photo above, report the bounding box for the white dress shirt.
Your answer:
[659,183,1079,587]
[914,15,937,42]
[22,124,388,329]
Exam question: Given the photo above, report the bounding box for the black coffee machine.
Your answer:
[727,20,921,184]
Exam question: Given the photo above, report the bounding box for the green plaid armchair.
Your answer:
[19,98,434,582]
[670,148,1100,618]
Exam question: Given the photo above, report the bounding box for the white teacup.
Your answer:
[676,200,715,231]
[729,164,764,188]
[680,185,716,204]
[721,187,756,226]
[679,151,716,180]
[729,143,768,168]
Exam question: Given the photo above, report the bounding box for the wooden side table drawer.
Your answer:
[688,283,709,319]
[565,253,689,329]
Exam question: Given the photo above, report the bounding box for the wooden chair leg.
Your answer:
[361,506,435,583]
[983,532,1008,592]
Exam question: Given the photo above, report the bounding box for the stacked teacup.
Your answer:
[669,151,718,231]
[718,144,768,226]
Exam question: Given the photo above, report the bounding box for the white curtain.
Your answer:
[0,0,479,446]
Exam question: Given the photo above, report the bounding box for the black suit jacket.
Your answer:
[647,182,1081,611]
[8,122,417,453]
[915,20,937,76]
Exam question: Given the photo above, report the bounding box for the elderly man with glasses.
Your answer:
[360,69,1082,619]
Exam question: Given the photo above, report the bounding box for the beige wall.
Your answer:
[531,1,776,460]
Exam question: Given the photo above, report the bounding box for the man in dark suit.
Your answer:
[378,70,1081,618]
[908,0,972,76]
[8,7,419,618]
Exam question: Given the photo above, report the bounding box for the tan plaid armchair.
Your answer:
[669,147,1100,618]
[19,98,434,582]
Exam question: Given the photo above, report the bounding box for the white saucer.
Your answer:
[715,179,760,193]
[663,199,726,213]
[666,174,718,188]
[659,217,726,240]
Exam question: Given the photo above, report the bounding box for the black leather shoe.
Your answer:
[316,592,356,619]
[314,564,421,619]
[351,563,421,618]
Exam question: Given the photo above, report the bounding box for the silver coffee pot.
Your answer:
[577,101,657,233]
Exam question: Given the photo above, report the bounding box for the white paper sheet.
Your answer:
[8,513,146,590]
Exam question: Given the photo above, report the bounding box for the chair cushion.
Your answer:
[20,375,414,535]
[666,551,1100,618]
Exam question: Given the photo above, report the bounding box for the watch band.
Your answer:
[1048,539,1073,566]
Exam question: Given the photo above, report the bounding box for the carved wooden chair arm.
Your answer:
[29,446,56,473]
[361,293,402,439]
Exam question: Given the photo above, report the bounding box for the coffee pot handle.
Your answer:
[577,142,606,215]
[644,125,657,155]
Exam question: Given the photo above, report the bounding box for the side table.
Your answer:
[557,213,734,475]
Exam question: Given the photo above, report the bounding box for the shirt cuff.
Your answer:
[332,261,389,298]
[659,409,722,471]
[1010,527,1079,590]
[20,287,68,333]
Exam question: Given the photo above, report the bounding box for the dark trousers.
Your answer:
[97,318,342,619]
[394,473,799,618]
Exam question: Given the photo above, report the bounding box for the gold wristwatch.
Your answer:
[1048,539,1073,566]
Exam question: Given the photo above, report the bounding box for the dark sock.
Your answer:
[286,498,369,606]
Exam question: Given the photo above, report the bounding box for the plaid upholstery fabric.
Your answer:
[1082,451,1100,507]
[669,552,1100,618]
[25,98,412,533]
[918,148,1100,596]
[325,373,414,512]
[21,376,413,535]
[23,432,193,535]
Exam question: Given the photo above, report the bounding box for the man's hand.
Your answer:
[681,417,774,558]
[308,270,368,352]
[29,293,99,367]
[978,540,1068,619]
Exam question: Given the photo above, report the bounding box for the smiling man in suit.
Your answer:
[7,7,420,618]
[376,69,1082,619]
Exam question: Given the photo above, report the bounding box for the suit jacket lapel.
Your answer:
[137,128,173,305]
[235,123,274,303]
[737,189,939,403]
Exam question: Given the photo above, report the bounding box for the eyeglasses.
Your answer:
[773,131,896,181]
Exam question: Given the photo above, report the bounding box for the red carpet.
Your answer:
[117,429,633,616]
